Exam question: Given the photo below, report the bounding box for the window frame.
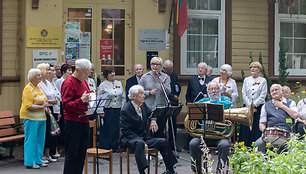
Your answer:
[274,2,306,76]
[180,0,226,76]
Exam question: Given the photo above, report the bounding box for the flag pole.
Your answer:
[176,0,179,24]
[168,0,175,35]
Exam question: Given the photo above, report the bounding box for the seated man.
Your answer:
[120,85,178,174]
[255,84,298,152]
[189,81,232,174]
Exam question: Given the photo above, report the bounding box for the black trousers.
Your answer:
[126,137,178,173]
[63,120,89,174]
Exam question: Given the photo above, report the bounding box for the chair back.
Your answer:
[89,120,97,148]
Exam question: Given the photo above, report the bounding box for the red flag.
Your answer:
[174,0,188,37]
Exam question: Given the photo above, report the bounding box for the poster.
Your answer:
[65,22,81,43]
[80,32,91,60]
[27,27,62,47]
[100,39,113,65]
[33,50,58,68]
[65,43,79,64]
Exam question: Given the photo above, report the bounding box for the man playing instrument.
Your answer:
[255,84,298,153]
[189,81,232,174]
[120,85,178,174]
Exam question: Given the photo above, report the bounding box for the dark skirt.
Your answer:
[238,104,263,147]
[99,108,120,151]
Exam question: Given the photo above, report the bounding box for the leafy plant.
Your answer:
[0,143,5,158]
[278,37,289,86]
[290,81,306,104]
[229,134,306,174]
[258,51,272,101]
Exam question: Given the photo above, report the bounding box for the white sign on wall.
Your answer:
[138,29,167,50]
[33,50,58,68]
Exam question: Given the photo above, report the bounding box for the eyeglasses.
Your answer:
[249,66,258,69]
[270,88,280,93]
[208,88,220,91]
[151,63,161,67]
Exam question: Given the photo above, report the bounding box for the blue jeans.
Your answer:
[23,119,46,166]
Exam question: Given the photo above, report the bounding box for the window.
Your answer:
[180,0,225,75]
[275,0,306,75]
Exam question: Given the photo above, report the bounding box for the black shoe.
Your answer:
[176,146,182,152]
[162,170,177,174]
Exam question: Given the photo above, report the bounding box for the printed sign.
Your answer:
[65,22,81,43]
[65,43,79,64]
[27,27,62,47]
[80,32,91,60]
[33,50,58,68]
[138,29,167,50]
[100,39,113,65]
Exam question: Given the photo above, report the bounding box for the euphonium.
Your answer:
[184,105,254,139]
[224,104,254,131]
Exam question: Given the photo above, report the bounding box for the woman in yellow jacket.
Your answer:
[20,68,49,169]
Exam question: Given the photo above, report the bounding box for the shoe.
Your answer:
[162,170,177,174]
[145,154,152,160]
[26,165,40,169]
[176,146,182,152]
[53,154,60,158]
[38,163,48,167]
[47,156,58,162]
[42,157,49,164]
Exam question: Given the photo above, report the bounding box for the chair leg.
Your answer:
[147,153,151,174]
[127,151,130,174]
[93,157,96,174]
[120,151,123,174]
[155,151,158,174]
[84,154,88,174]
[109,153,113,174]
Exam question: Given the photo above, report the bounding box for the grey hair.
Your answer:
[128,85,144,100]
[207,65,213,71]
[28,68,41,82]
[271,84,282,91]
[91,63,95,68]
[197,62,207,69]
[207,81,219,90]
[220,64,232,76]
[75,59,91,70]
[163,60,173,67]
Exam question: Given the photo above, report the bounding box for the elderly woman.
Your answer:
[20,68,49,169]
[97,67,125,152]
[239,61,267,147]
[212,64,238,107]
[37,63,58,162]
[139,57,171,138]
[296,98,306,137]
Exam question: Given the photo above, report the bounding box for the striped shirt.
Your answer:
[20,82,47,120]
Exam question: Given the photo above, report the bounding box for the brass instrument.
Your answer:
[184,105,254,139]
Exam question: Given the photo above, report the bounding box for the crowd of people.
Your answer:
[19,58,306,174]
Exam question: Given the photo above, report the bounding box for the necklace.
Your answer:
[218,77,229,87]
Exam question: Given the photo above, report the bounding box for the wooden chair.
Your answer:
[119,147,159,174]
[84,120,113,174]
[0,110,24,158]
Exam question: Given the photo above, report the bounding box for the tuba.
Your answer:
[184,104,254,139]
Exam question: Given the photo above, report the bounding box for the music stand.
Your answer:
[187,103,224,122]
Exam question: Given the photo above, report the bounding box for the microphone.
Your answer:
[155,72,160,78]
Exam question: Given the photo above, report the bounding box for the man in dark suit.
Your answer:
[163,60,181,152]
[186,62,214,103]
[120,85,178,174]
[125,64,144,102]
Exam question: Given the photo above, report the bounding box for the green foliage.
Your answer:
[258,52,272,101]
[0,143,5,158]
[230,135,306,174]
[290,81,306,104]
[278,37,289,86]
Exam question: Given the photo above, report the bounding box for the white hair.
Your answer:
[207,81,219,90]
[163,60,173,67]
[197,62,207,69]
[75,59,91,70]
[220,64,232,76]
[271,84,282,91]
[128,85,144,100]
[207,65,213,71]
[28,68,41,82]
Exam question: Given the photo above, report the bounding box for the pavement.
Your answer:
[0,146,221,174]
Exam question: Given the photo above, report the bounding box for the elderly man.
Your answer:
[120,85,178,174]
[189,81,231,174]
[125,64,144,102]
[162,60,181,152]
[61,59,91,174]
[186,62,214,103]
[255,84,298,153]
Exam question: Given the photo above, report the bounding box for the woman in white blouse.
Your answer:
[97,67,125,152]
[296,99,306,136]
[212,64,238,108]
[239,61,267,147]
